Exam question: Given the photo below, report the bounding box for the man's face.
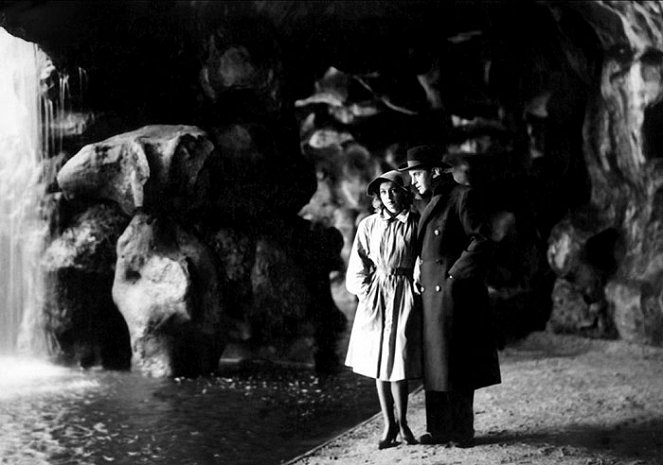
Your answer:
[409,169,433,195]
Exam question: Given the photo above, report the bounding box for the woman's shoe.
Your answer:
[378,424,398,450]
[398,423,417,445]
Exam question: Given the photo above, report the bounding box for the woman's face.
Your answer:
[379,181,407,215]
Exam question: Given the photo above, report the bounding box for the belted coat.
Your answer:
[345,209,422,381]
[416,174,501,392]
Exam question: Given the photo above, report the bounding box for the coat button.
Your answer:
[434,229,440,236]
[435,285,441,292]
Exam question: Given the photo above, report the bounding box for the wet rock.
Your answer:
[41,203,131,369]
[57,125,215,217]
[42,204,129,274]
[112,213,225,377]
[43,269,132,370]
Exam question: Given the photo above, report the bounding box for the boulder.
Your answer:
[606,279,663,346]
[41,203,131,369]
[549,278,616,338]
[547,217,614,299]
[112,213,225,377]
[57,125,215,217]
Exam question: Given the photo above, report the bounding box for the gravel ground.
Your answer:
[286,332,663,465]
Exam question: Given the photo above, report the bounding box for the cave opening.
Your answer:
[0,0,660,378]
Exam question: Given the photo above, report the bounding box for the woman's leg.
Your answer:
[392,380,416,444]
[376,380,397,448]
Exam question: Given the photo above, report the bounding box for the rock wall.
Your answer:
[549,2,663,346]
[3,0,663,375]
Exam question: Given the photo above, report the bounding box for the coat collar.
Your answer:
[417,174,457,238]
[381,208,410,224]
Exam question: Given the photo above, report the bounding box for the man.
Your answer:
[399,145,501,448]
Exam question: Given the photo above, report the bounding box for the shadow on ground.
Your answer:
[480,417,663,463]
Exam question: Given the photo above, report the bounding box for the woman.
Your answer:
[345,169,422,449]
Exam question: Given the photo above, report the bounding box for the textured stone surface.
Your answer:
[42,204,129,274]
[57,125,215,217]
[4,0,663,371]
[113,213,224,377]
[41,204,131,368]
[299,141,379,265]
[549,278,616,338]
[606,280,663,346]
[565,2,663,345]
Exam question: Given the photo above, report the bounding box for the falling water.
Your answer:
[0,28,51,355]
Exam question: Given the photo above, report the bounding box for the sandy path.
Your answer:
[287,332,663,465]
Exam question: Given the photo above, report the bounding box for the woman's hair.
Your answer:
[371,182,414,212]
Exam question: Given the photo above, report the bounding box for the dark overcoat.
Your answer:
[416,174,501,392]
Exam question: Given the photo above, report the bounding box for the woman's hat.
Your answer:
[398,145,449,171]
[367,169,410,196]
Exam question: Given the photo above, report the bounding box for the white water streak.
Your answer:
[0,28,50,355]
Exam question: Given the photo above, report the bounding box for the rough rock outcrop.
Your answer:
[548,2,663,346]
[299,140,380,264]
[113,213,224,377]
[206,221,346,370]
[57,125,215,217]
[41,203,131,368]
[5,0,663,373]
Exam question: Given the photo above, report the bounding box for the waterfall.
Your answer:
[0,28,51,355]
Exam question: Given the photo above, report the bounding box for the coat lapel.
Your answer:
[417,194,442,239]
[417,174,456,240]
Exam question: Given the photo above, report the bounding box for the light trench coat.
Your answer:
[345,209,422,381]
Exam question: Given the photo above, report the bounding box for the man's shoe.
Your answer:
[448,437,474,449]
[418,432,448,445]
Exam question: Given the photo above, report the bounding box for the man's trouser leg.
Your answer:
[424,390,451,440]
[450,389,474,443]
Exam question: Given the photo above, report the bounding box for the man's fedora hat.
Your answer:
[367,169,411,196]
[398,145,449,171]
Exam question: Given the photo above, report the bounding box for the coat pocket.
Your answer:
[356,275,382,330]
